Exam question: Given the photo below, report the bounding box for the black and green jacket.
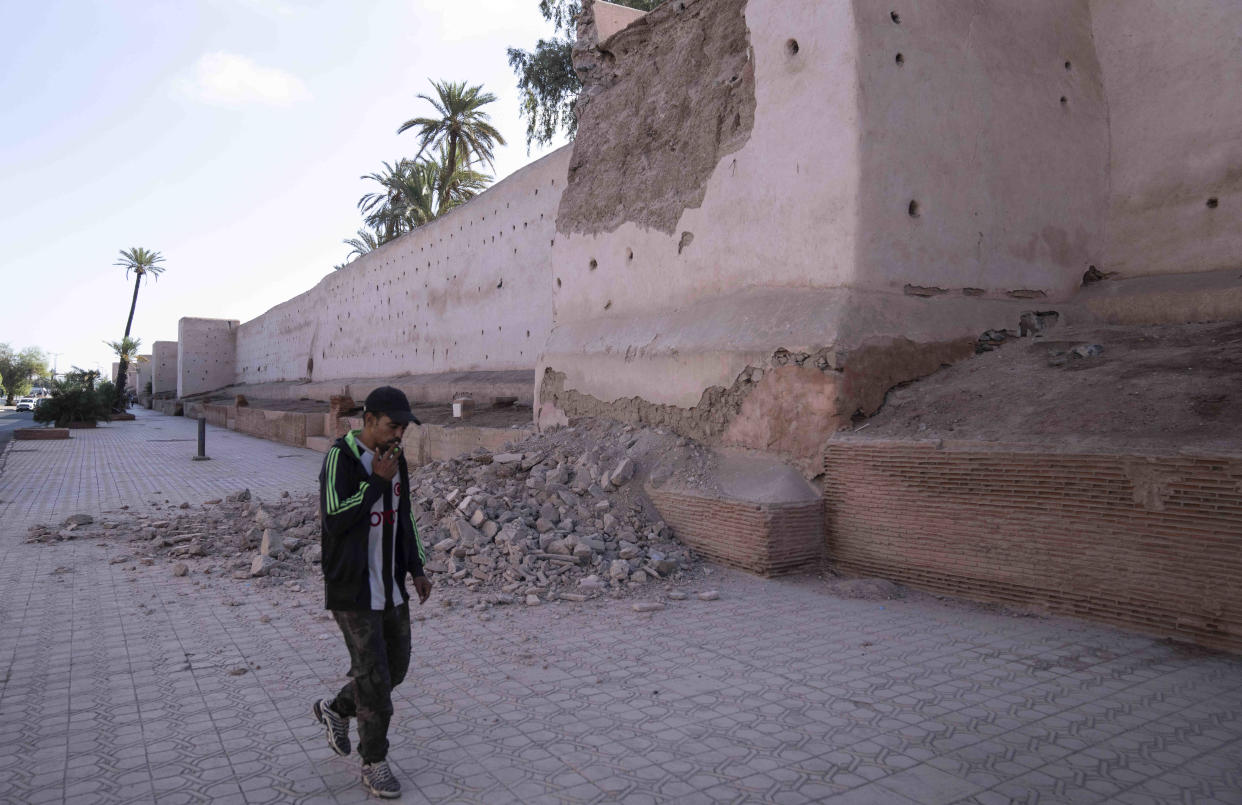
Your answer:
[318,430,426,611]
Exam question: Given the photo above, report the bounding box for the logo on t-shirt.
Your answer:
[370,510,397,526]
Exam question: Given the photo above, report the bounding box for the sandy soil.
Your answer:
[855,320,1242,453]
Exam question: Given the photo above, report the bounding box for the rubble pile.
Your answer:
[27,419,715,603]
[26,488,322,586]
[406,419,709,602]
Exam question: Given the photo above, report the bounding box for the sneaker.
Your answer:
[312,698,351,756]
[361,759,401,799]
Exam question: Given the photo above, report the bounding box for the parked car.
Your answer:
[15,397,36,412]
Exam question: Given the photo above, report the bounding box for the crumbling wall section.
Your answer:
[541,330,977,468]
[559,0,757,235]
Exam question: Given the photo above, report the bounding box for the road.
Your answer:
[0,407,34,451]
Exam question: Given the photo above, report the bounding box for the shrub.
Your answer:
[33,372,112,427]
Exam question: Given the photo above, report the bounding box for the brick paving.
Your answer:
[0,410,322,534]
[0,411,1240,804]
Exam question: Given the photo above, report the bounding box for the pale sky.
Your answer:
[0,0,567,377]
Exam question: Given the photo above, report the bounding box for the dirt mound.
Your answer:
[855,319,1242,452]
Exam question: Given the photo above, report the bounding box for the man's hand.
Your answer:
[372,445,399,481]
[412,575,432,604]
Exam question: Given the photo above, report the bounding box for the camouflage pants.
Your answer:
[329,603,411,763]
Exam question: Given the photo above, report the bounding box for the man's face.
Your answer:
[365,412,407,451]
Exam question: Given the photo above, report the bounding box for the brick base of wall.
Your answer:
[153,400,183,416]
[649,486,823,576]
[823,440,1242,653]
[234,408,308,448]
[202,404,233,429]
[14,428,69,440]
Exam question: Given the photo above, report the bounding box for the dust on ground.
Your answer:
[855,319,1242,452]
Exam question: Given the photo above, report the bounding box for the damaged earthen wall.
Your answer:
[539,0,1107,461]
[174,0,1242,471]
[538,0,866,453]
[559,0,757,235]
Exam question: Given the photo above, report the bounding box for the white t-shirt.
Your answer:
[357,442,406,610]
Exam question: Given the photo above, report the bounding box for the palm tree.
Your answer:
[343,228,384,261]
[431,145,492,212]
[112,247,165,410]
[106,337,142,365]
[397,80,505,208]
[355,151,491,248]
[106,336,142,394]
[358,159,435,243]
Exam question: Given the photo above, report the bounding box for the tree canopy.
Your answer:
[337,81,501,270]
[399,80,506,173]
[508,0,664,148]
[106,336,143,364]
[0,344,49,404]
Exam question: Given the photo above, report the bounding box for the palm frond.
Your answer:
[114,247,166,281]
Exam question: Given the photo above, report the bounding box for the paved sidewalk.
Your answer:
[0,409,322,534]
[0,412,1239,804]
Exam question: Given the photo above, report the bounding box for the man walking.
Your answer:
[312,386,432,798]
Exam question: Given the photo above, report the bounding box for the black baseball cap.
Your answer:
[363,386,421,425]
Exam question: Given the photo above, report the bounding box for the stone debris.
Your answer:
[172,563,188,577]
[697,590,720,601]
[26,418,713,601]
[1071,343,1104,359]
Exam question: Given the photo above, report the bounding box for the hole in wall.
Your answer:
[1206,197,1219,209]
[890,11,900,23]
[1082,265,1105,285]
[908,200,920,218]
[604,300,612,310]
[556,277,562,288]
[626,248,634,261]
[589,258,598,270]
[1064,61,1072,70]
[1060,96,1067,105]
[895,52,904,66]
[785,39,800,56]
